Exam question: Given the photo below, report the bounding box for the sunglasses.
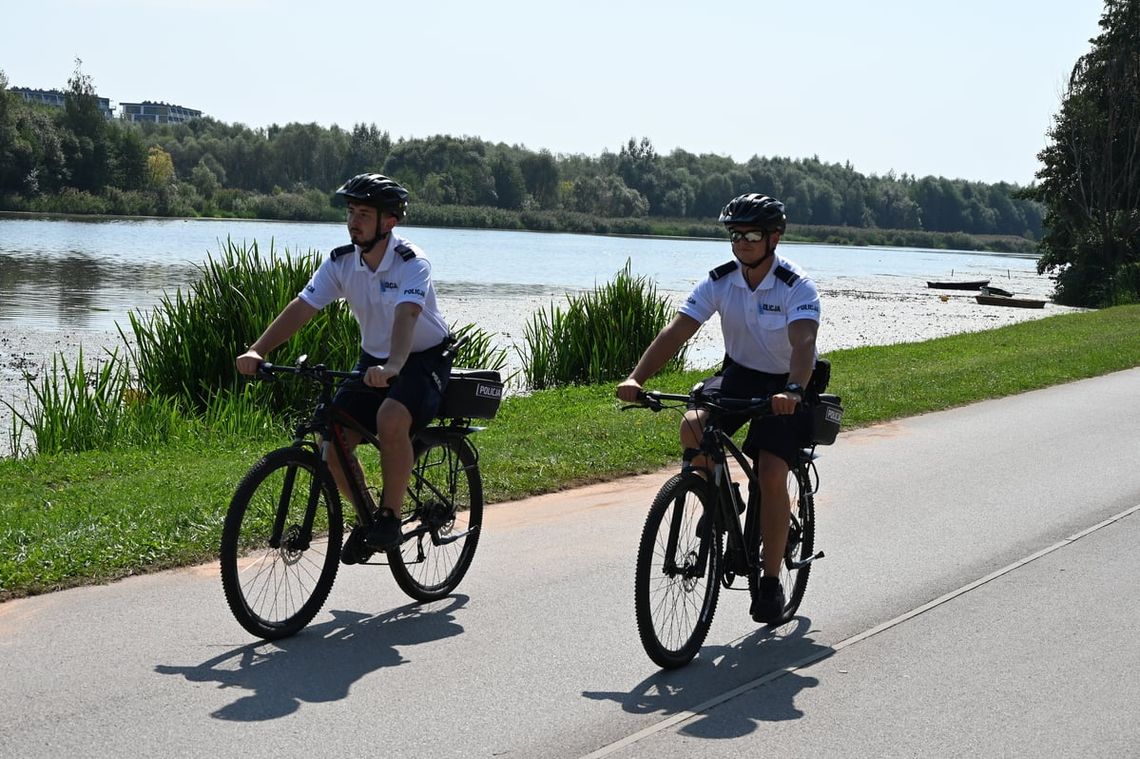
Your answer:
[729,230,767,243]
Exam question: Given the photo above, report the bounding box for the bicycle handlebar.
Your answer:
[255,334,466,385]
[256,361,363,383]
[624,388,780,418]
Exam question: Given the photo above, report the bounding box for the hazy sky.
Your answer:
[2,0,1104,185]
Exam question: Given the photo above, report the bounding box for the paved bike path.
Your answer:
[594,505,1140,758]
[1,367,1138,758]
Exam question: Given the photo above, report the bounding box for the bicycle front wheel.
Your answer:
[220,447,343,640]
[388,433,484,602]
[634,471,723,669]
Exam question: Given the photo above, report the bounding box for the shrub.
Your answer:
[521,260,684,389]
[125,239,358,417]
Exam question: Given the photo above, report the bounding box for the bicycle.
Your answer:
[625,383,842,669]
[219,348,503,640]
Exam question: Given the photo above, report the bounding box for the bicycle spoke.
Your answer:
[635,473,721,669]
[220,448,342,640]
[388,436,484,602]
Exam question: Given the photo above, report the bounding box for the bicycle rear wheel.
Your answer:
[388,433,483,602]
[751,462,815,625]
[634,472,723,669]
[220,447,343,640]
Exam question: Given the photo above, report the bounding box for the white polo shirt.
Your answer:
[298,231,450,358]
[679,253,821,374]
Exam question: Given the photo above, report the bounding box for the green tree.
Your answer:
[0,68,22,193]
[113,127,148,191]
[383,135,498,206]
[1032,0,1140,306]
[489,152,527,209]
[147,145,176,187]
[566,175,648,217]
[191,159,221,201]
[344,123,391,177]
[518,149,561,209]
[60,58,114,193]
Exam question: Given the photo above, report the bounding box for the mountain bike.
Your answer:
[625,384,842,669]
[219,350,503,640]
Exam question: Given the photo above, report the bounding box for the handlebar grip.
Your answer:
[255,361,278,382]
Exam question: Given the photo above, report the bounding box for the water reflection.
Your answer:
[0,251,199,331]
[0,215,1048,332]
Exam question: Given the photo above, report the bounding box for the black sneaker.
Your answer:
[340,525,373,565]
[364,509,403,550]
[750,576,786,625]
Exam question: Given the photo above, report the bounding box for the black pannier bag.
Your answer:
[438,369,504,420]
[806,357,831,401]
[811,393,843,445]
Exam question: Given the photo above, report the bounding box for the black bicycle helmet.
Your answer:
[335,173,409,219]
[717,193,787,233]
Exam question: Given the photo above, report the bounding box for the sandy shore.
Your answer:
[0,274,1082,456]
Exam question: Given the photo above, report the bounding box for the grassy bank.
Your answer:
[2,305,1139,600]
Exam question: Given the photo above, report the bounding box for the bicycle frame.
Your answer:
[647,391,822,587]
[271,365,480,554]
[704,426,762,578]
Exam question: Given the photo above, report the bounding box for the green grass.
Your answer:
[2,305,1139,599]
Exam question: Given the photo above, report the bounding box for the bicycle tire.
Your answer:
[750,462,815,625]
[388,433,484,602]
[634,471,723,669]
[220,447,343,640]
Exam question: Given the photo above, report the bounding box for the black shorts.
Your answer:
[699,361,812,467]
[332,343,453,434]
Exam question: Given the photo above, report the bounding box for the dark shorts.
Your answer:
[332,343,453,435]
[700,361,812,467]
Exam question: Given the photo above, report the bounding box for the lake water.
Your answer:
[0,215,1044,332]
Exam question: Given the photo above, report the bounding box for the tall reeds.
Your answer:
[2,349,278,456]
[124,238,360,418]
[522,261,685,389]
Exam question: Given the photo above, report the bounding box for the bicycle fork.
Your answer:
[268,448,326,552]
[662,486,711,581]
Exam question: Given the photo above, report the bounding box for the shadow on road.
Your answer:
[154,596,467,721]
[583,617,831,740]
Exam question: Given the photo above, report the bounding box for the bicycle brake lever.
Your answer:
[256,362,279,382]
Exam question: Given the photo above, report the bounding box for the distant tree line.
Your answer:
[1,63,1044,250]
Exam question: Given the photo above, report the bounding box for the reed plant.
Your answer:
[124,238,361,418]
[5,349,182,456]
[450,322,511,376]
[3,348,287,458]
[522,261,684,389]
[4,349,126,456]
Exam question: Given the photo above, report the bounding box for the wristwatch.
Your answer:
[783,383,805,399]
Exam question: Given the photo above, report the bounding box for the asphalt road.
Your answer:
[2,368,1138,758]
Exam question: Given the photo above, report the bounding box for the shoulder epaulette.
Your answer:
[330,244,355,261]
[394,242,417,261]
[774,265,799,286]
[709,261,738,281]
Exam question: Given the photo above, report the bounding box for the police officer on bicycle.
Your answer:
[236,173,453,562]
[616,192,821,624]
